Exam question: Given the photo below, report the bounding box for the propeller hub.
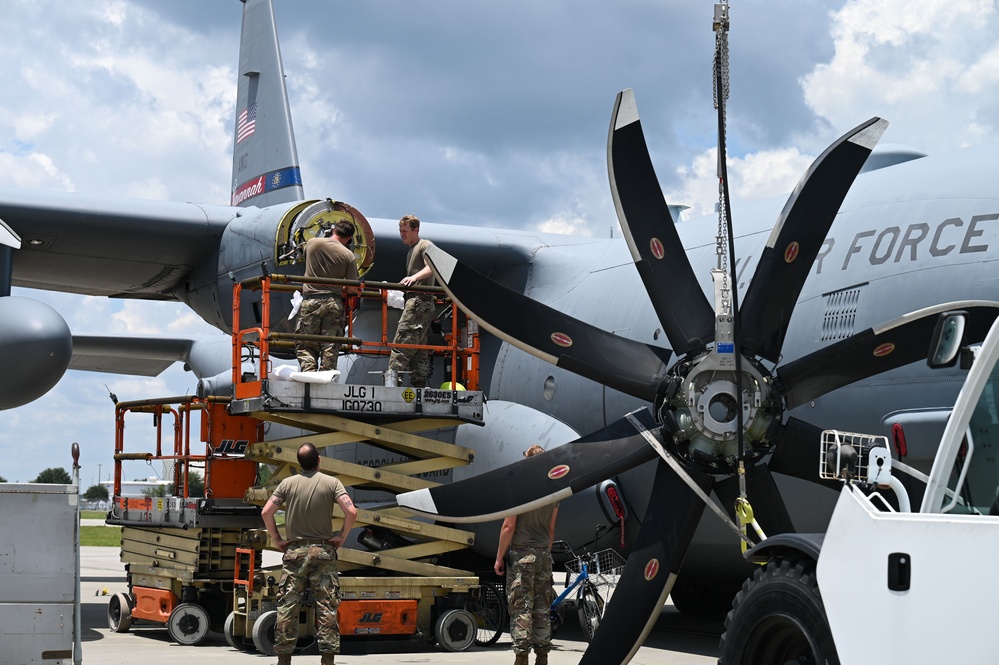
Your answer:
[659,352,778,472]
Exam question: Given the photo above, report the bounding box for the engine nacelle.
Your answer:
[0,296,72,410]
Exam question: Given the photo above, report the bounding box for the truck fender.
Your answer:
[743,532,824,565]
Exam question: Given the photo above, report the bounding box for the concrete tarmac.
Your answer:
[79,546,722,664]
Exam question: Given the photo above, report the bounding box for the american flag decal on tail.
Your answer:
[236,103,257,143]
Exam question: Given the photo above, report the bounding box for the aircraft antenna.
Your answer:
[712,1,749,484]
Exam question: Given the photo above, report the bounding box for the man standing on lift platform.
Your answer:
[388,214,436,388]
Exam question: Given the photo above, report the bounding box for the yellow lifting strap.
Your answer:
[734,496,767,555]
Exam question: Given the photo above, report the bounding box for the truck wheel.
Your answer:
[718,557,839,665]
[435,608,476,652]
[167,603,210,646]
[107,592,133,633]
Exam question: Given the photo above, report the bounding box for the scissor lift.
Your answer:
[105,275,494,652]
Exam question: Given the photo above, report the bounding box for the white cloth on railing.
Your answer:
[271,364,340,383]
[288,290,303,319]
[387,289,405,309]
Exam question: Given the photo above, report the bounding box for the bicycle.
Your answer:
[466,580,506,647]
[549,530,626,642]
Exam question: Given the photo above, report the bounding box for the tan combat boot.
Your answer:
[535,650,549,665]
[276,654,292,665]
[514,653,529,665]
[320,653,335,665]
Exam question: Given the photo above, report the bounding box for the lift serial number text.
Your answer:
[341,399,382,412]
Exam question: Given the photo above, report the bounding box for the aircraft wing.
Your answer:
[1,188,239,298]
[70,335,197,376]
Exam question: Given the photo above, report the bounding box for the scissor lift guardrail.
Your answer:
[231,273,481,403]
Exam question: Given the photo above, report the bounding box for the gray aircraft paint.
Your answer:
[2,0,999,579]
[230,0,304,208]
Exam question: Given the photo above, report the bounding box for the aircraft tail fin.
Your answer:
[230,0,305,208]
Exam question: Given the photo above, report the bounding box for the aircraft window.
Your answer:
[945,368,999,515]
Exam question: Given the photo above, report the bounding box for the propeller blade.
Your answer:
[608,88,714,357]
[713,463,796,537]
[579,457,712,665]
[767,416,843,491]
[396,409,660,522]
[423,246,672,402]
[778,301,999,410]
[739,117,888,362]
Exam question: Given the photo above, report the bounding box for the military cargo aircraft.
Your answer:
[3,1,999,662]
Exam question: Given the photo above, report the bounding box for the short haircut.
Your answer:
[525,444,545,458]
[333,220,355,239]
[297,443,320,471]
[399,214,420,230]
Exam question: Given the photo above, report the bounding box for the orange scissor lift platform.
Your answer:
[104,275,502,653]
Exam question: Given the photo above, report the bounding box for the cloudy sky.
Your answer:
[2,0,999,485]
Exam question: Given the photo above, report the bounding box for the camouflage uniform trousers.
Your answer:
[274,543,341,655]
[388,296,435,384]
[506,546,555,656]
[295,296,345,372]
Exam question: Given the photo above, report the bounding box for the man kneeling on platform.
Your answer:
[262,442,358,665]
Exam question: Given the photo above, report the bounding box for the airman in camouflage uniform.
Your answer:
[388,215,436,388]
[261,443,358,665]
[274,543,341,654]
[296,297,345,371]
[495,445,560,665]
[295,220,359,372]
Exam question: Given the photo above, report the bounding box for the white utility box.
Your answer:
[0,483,78,664]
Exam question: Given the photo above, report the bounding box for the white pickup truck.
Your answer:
[719,309,999,665]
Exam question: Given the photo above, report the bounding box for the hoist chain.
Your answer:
[713,2,731,275]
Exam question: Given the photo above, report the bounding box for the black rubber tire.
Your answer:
[251,609,279,656]
[550,604,565,638]
[224,611,253,651]
[576,582,605,642]
[718,557,840,665]
[468,582,506,646]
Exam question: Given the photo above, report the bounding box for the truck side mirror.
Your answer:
[927,310,967,368]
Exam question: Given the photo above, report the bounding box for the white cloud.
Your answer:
[802,0,999,151]
[669,146,815,220]
[0,151,74,190]
[537,214,596,237]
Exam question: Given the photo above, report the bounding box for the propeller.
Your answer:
[608,90,714,357]
[398,89,999,665]
[397,408,659,522]
[578,457,712,665]
[738,115,888,362]
[424,249,671,403]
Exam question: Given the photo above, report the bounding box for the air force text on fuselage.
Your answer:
[817,213,998,274]
[731,212,999,281]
